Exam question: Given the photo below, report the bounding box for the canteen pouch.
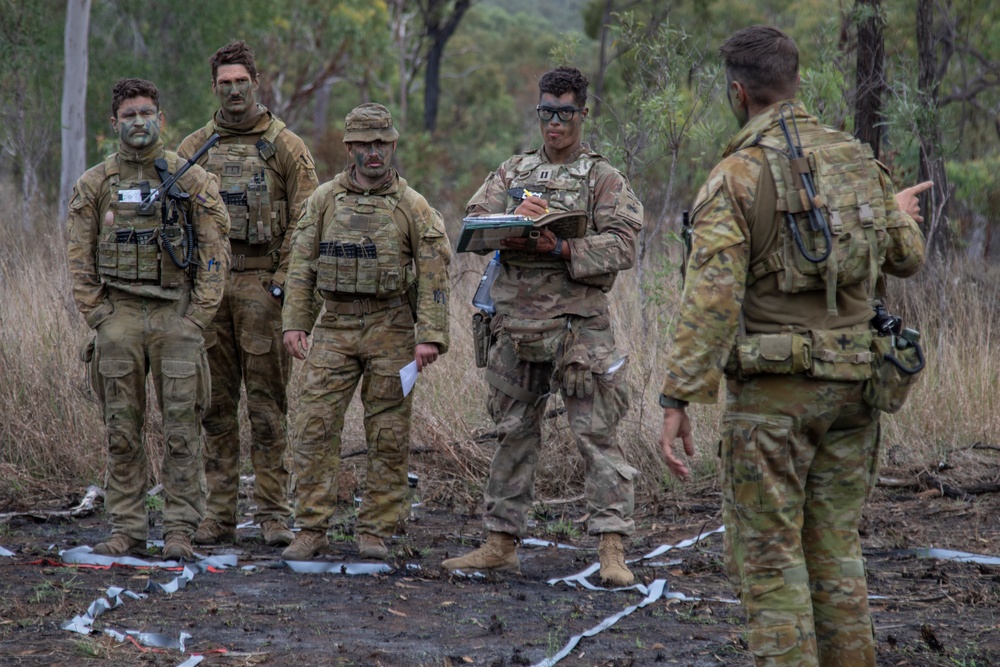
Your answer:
[472,312,492,368]
[808,329,873,381]
[736,333,812,377]
[863,336,922,413]
[502,316,566,363]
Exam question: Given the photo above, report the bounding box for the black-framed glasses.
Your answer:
[536,105,585,122]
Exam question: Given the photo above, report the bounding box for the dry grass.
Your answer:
[2,204,998,513]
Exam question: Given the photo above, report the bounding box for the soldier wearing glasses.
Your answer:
[442,66,643,586]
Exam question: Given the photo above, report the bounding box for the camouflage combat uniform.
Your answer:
[465,143,643,538]
[660,101,925,666]
[178,105,318,534]
[283,168,451,539]
[68,139,230,541]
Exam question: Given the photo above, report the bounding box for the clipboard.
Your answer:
[456,209,588,253]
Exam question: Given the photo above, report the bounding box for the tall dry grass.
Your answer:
[2,201,998,512]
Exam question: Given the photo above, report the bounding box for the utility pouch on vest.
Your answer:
[159,225,188,288]
[472,311,493,368]
[807,329,873,381]
[736,333,812,377]
[502,316,567,363]
[573,272,617,292]
[863,335,923,413]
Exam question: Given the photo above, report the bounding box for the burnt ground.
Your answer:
[1,464,1000,667]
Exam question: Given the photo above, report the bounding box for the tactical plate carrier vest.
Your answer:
[97,153,189,290]
[502,150,614,289]
[202,118,288,248]
[750,122,890,314]
[314,187,415,299]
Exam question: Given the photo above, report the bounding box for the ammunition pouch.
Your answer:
[472,311,493,368]
[734,333,812,377]
[862,336,923,413]
[501,316,567,363]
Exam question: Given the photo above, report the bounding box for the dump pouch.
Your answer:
[862,336,923,413]
[502,316,567,363]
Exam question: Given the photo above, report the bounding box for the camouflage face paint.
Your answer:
[113,97,160,150]
[538,91,586,164]
[214,64,257,122]
[348,141,394,186]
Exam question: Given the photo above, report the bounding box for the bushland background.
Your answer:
[2,0,999,515]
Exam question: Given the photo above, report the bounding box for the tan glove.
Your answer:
[562,344,593,398]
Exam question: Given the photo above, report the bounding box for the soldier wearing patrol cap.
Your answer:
[280,103,451,561]
[657,26,926,667]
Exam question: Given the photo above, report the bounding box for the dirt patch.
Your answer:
[1,466,999,667]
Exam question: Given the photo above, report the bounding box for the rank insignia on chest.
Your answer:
[537,169,551,182]
[224,163,242,177]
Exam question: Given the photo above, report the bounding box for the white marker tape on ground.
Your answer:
[547,525,726,592]
[522,538,583,550]
[284,560,393,575]
[0,546,14,557]
[175,656,205,667]
[531,579,668,667]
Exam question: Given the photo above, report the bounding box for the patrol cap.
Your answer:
[343,103,399,143]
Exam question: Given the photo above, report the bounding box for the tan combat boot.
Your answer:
[598,533,634,586]
[260,519,294,547]
[163,532,194,560]
[93,533,145,556]
[193,519,236,545]
[357,533,390,560]
[441,532,520,573]
[281,529,329,561]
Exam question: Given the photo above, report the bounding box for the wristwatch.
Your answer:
[659,394,689,409]
[549,237,564,257]
[267,284,284,300]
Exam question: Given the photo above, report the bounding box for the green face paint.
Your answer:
[115,97,160,150]
[214,64,257,122]
[348,141,394,184]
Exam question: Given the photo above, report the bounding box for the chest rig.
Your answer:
[750,120,890,314]
[96,153,188,289]
[502,151,599,268]
[315,188,411,298]
[202,118,288,247]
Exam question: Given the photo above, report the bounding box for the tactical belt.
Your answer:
[231,242,277,272]
[325,294,406,316]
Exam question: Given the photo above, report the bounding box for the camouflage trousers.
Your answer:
[720,373,880,667]
[290,304,415,538]
[201,271,291,528]
[86,292,209,539]
[483,312,634,537]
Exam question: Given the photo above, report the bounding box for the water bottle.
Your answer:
[472,251,501,315]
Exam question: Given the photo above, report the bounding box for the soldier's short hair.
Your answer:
[210,40,258,82]
[719,25,799,106]
[539,66,589,107]
[111,78,159,118]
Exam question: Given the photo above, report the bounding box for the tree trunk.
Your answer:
[592,0,614,118]
[421,0,471,133]
[853,0,885,158]
[916,0,951,259]
[59,0,92,223]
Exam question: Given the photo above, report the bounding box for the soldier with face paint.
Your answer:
[280,103,451,561]
[177,41,319,549]
[441,66,644,587]
[67,78,230,560]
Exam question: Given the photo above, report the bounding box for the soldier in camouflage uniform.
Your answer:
[441,67,644,586]
[68,78,230,560]
[280,103,451,561]
[178,41,318,548]
[657,27,925,667]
